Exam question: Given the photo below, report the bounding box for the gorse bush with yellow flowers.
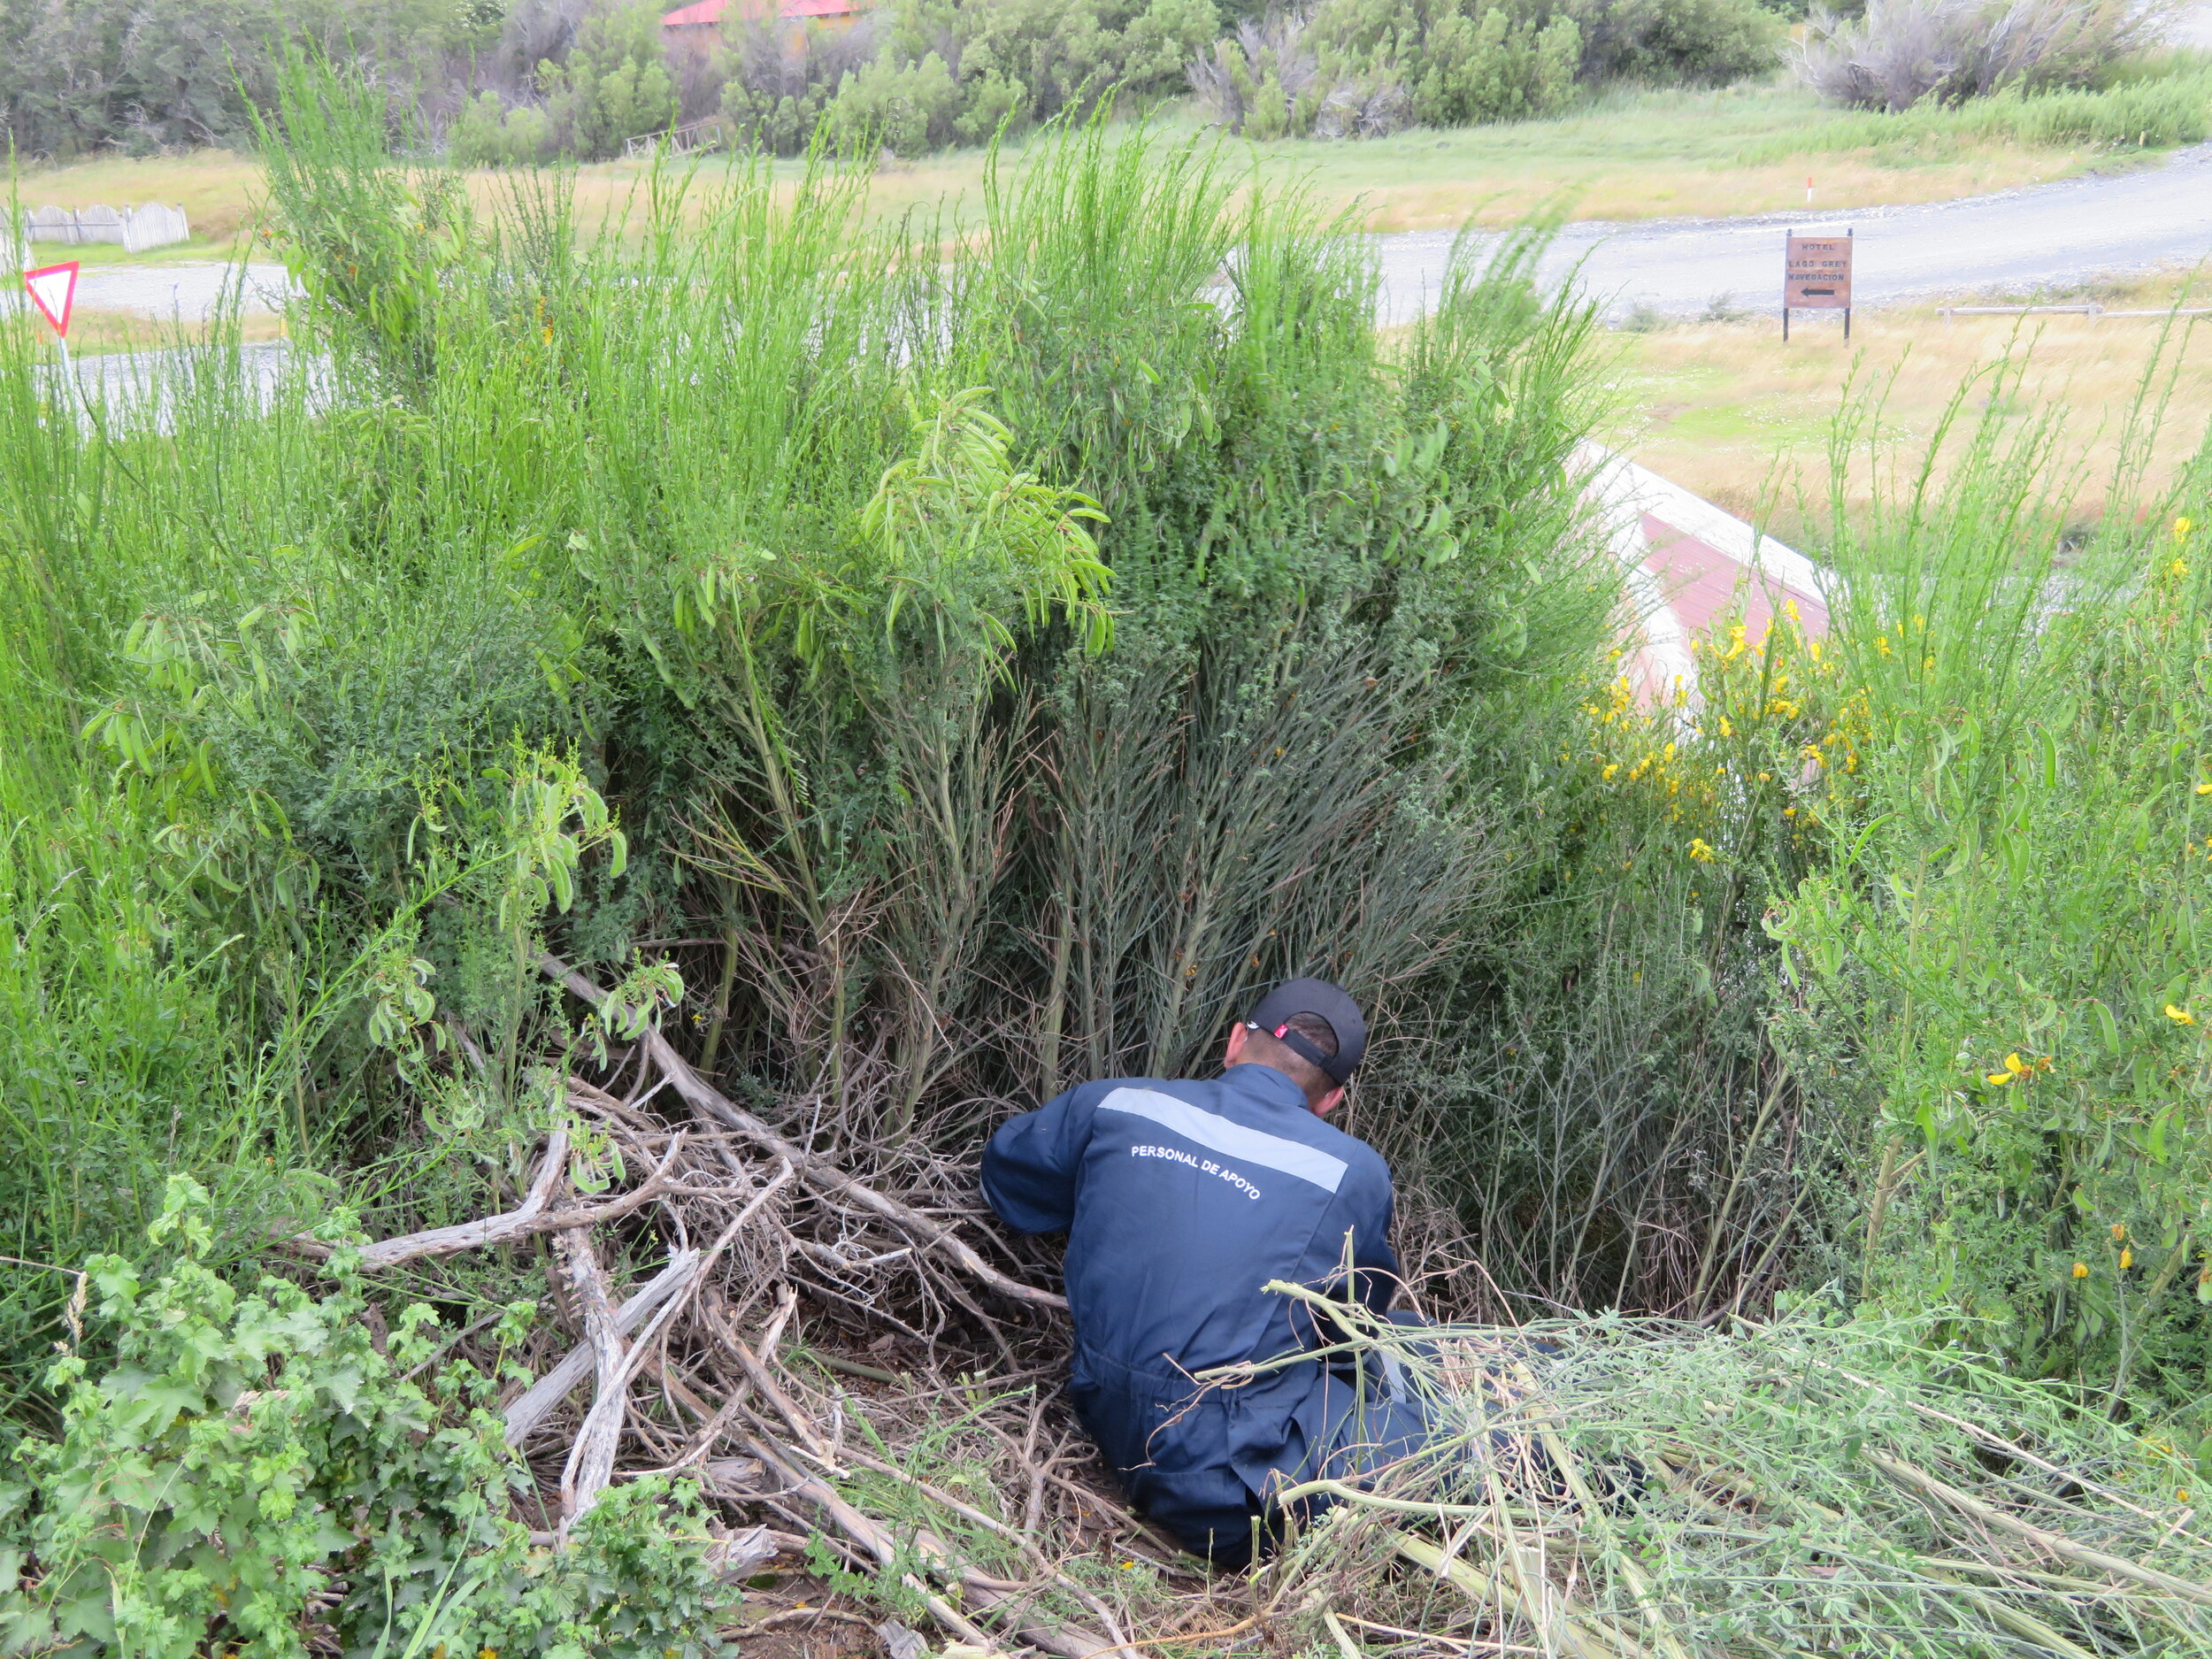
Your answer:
[1385,603,1870,1324]
[1765,374,2212,1420]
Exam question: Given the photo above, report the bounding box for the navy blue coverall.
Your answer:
[981,1061,1432,1563]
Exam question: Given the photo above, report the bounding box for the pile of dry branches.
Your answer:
[291,953,2212,1659]
[297,954,1234,1658]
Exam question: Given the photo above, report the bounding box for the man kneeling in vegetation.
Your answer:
[982,979,1434,1564]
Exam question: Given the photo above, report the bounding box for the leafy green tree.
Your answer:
[0,0,501,157]
[543,0,680,159]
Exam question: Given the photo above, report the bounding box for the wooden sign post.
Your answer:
[1783,228,1852,342]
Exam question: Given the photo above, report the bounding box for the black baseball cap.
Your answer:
[1245,978,1366,1086]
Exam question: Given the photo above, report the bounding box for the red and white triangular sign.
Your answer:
[25,262,79,339]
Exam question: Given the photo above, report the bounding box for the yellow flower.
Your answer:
[2073,1262,2089,1279]
[2121,1248,2135,1270]
[2167,1004,2196,1025]
[1688,838,1717,863]
[1602,763,1619,780]
[2177,516,2194,540]
[2181,1489,2193,1502]
[2172,557,2190,580]
[1874,635,1893,657]
[1986,1070,2016,1086]
[1717,716,1734,736]
[2112,1224,2127,1240]
[2198,782,2212,795]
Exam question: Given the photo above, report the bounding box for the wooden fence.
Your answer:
[24,203,191,254]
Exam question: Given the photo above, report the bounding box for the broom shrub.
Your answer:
[1,49,2209,1651]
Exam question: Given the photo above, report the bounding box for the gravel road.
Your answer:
[5,260,293,322]
[1378,143,2212,324]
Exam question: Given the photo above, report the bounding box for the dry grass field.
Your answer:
[9,81,2168,257]
[1607,273,2212,542]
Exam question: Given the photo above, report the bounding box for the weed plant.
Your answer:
[1765,347,2212,1417]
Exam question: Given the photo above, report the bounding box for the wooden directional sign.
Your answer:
[1782,229,1852,341]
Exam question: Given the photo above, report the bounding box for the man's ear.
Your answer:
[1311,1084,1346,1118]
[1223,1023,1249,1069]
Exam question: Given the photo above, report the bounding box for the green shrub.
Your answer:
[827,49,962,152]
[1800,0,2176,111]
[1565,0,1782,85]
[0,1179,736,1657]
[1763,370,2212,1404]
[450,90,557,167]
[1413,8,1583,122]
[826,0,1221,154]
[1193,0,1778,141]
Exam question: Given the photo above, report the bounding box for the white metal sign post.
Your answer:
[24,260,80,375]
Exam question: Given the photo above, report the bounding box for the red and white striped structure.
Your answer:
[1577,442,1832,710]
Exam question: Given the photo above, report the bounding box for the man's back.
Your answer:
[982,1061,1398,1383]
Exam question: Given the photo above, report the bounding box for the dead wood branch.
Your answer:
[745,1433,1006,1652]
[541,953,1067,1312]
[707,1290,835,1464]
[506,1248,701,1444]
[835,1440,1134,1644]
[706,1524,782,1581]
[557,1228,628,1525]
[742,1421,1142,1659]
[288,1132,688,1270]
[287,1130,571,1267]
